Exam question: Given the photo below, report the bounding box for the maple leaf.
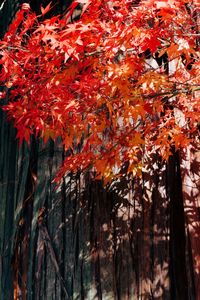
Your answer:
[41,2,53,16]
[16,125,31,147]
[0,91,6,99]
[141,34,161,54]
[21,3,31,11]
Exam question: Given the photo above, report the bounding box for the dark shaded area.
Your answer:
[167,151,189,299]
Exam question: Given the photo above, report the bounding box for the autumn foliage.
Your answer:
[0,0,199,182]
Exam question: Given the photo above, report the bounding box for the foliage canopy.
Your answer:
[0,0,199,182]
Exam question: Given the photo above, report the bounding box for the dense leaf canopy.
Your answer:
[0,0,199,182]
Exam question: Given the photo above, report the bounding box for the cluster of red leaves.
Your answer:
[0,0,199,182]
